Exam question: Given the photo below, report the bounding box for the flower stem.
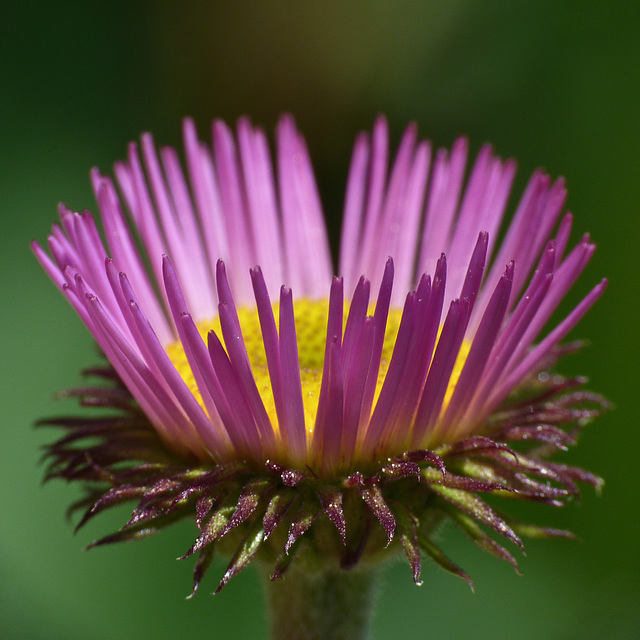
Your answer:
[263,564,379,640]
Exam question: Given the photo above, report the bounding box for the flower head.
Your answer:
[35,115,606,593]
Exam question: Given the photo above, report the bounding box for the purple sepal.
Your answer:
[351,477,396,546]
[495,424,578,450]
[181,504,235,559]
[42,365,606,595]
[431,484,523,550]
[401,449,447,477]
[218,477,271,539]
[544,461,604,494]
[401,528,423,586]
[87,525,160,549]
[443,436,520,464]
[285,502,320,554]
[318,486,347,544]
[215,519,265,594]
[445,508,519,572]
[381,459,421,480]
[187,543,216,599]
[266,460,307,486]
[396,506,423,585]
[421,467,515,494]
[504,518,577,540]
[418,533,474,591]
[271,545,298,581]
[263,492,297,540]
[196,495,216,529]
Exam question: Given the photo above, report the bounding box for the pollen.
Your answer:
[165,299,469,439]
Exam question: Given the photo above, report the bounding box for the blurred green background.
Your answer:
[2,1,639,638]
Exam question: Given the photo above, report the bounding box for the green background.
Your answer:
[2,1,638,638]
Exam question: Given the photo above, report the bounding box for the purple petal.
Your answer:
[278,286,308,461]
[443,262,514,437]
[413,297,471,446]
[339,131,370,290]
[360,258,394,432]
[362,291,417,457]
[314,278,344,470]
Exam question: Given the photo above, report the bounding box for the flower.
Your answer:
[34,115,606,596]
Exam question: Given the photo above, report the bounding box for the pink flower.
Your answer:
[35,116,606,593]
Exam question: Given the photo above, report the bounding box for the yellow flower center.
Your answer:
[166,299,469,443]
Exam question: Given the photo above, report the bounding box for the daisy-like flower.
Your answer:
[35,116,606,639]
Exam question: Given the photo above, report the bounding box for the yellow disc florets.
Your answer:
[166,299,469,451]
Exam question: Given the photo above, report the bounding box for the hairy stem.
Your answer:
[263,564,379,640]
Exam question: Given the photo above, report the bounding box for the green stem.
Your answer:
[263,564,379,640]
